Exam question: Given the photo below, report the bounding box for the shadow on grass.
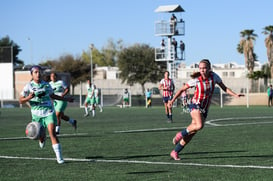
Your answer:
[85,150,272,161]
[86,153,167,160]
[126,170,169,175]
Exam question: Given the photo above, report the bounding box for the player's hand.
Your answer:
[28,92,35,99]
[66,96,74,102]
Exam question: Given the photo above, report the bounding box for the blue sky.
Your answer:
[1,0,272,66]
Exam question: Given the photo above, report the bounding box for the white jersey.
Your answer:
[86,84,95,98]
[49,80,68,96]
[21,80,55,117]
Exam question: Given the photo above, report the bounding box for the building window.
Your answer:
[186,72,192,78]
[229,72,235,77]
[222,72,228,77]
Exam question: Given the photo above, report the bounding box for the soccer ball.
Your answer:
[25,122,45,140]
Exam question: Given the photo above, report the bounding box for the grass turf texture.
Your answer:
[1,106,273,180]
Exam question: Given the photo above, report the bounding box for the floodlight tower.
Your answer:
[154,4,185,79]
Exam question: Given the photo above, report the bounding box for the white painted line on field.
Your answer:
[1,155,273,170]
[114,116,273,133]
[0,133,89,141]
[206,116,273,126]
[114,127,186,133]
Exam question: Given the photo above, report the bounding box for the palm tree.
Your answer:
[262,25,273,79]
[237,29,257,74]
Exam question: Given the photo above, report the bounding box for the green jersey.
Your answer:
[21,80,55,117]
[49,80,67,96]
[86,84,95,98]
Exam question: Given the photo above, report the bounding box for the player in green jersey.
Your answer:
[19,65,73,164]
[49,72,77,134]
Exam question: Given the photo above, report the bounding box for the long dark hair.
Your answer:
[190,59,211,78]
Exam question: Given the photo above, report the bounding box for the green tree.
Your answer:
[237,29,257,74]
[262,25,273,79]
[0,36,23,66]
[117,43,165,94]
[101,38,124,66]
[40,54,90,94]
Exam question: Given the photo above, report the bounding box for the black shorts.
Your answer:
[188,103,208,119]
[163,96,172,103]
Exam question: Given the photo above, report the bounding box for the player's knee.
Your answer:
[195,123,204,131]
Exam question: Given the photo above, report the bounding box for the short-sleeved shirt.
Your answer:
[85,84,95,104]
[160,78,175,97]
[49,80,68,112]
[187,72,222,112]
[21,80,55,117]
[146,91,152,98]
[49,80,68,96]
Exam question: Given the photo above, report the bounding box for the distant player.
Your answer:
[180,83,190,112]
[19,65,73,164]
[145,88,152,108]
[49,72,77,134]
[84,80,95,117]
[93,85,103,112]
[122,88,130,108]
[159,71,175,122]
[168,59,244,160]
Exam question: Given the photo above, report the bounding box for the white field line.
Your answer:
[0,133,88,141]
[206,116,273,126]
[115,116,273,133]
[1,155,273,170]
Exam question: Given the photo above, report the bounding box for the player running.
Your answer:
[159,71,175,122]
[83,80,95,117]
[93,84,103,113]
[49,72,77,134]
[19,65,74,164]
[168,59,244,160]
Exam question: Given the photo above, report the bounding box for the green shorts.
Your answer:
[95,97,100,104]
[91,97,96,105]
[85,97,96,105]
[32,112,57,128]
[53,100,67,112]
[123,98,129,103]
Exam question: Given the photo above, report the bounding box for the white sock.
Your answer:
[92,110,95,117]
[55,126,60,133]
[52,143,63,162]
[84,107,88,114]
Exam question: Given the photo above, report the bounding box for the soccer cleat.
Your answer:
[39,137,46,149]
[170,150,181,160]
[57,158,64,164]
[84,113,89,117]
[72,120,77,130]
[173,132,183,145]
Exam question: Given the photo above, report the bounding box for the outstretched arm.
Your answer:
[169,84,189,107]
[218,82,244,98]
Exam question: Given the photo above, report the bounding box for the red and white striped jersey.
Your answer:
[187,72,222,111]
[160,78,175,97]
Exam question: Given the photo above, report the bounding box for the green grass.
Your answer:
[1,106,273,180]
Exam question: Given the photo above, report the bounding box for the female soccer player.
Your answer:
[168,59,244,160]
[19,65,73,164]
[159,71,175,122]
[49,72,77,134]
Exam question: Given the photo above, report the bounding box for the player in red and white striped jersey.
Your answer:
[168,59,244,160]
[159,71,175,122]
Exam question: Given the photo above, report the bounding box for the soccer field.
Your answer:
[1,106,273,181]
